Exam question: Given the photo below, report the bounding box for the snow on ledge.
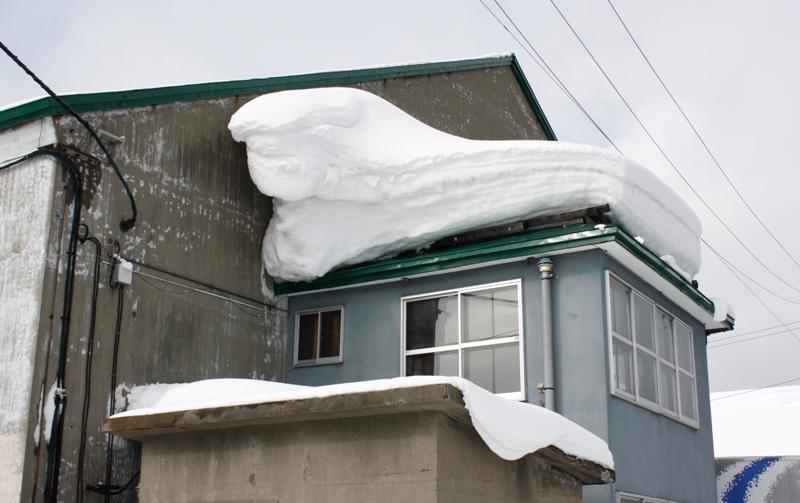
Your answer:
[116,376,614,469]
[229,87,702,283]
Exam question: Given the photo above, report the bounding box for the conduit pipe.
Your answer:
[538,258,555,411]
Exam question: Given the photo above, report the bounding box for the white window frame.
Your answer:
[606,272,700,428]
[401,280,525,401]
[618,491,685,503]
[293,305,345,367]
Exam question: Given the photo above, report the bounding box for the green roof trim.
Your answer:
[0,54,555,139]
[274,223,731,331]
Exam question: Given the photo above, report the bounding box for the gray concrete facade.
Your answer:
[104,383,610,503]
[0,59,552,502]
[285,249,717,503]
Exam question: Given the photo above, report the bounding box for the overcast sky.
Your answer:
[2,1,799,393]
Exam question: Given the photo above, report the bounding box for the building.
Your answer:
[0,54,732,502]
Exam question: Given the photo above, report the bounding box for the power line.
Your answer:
[703,239,800,346]
[607,0,800,274]
[546,0,800,298]
[701,238,800,306]
[0,39,138,232]
[478,0,622,153]
[708,330,796,350]
[710,376,800,401]
[709,320,800,342]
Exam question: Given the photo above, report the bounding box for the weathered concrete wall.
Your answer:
[0,121,57,503]
[114,384,592,503]
[13,64,553,501]
[352,66,549,141]
[21,99,285,502]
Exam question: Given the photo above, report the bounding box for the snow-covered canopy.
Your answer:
[116,376,614,469]
[711,385,800,457]
[229,87,702,283]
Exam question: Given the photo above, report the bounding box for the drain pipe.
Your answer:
[538,258,555,411]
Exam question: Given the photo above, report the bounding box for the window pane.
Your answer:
[406,351,459,377]
[406,295,458,350]
[297,313,318,362]
[676,323,694,373]
[319,310,341,359]
[462,285,519,342]
[660,363,678,414]
[613,338,635,394]
[633,294,655,351]
[611,281,632,340]
[679,372,697,421]
[657,311,675,364]
[637,350,658,403]
[463,343,520,394]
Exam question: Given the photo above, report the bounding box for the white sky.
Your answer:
[2,0,799,393]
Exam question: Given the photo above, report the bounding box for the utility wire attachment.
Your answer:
[0,39,138,232]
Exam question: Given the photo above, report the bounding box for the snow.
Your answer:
[710,296,736,322]
[229,87,702,283]
[711,385,800,457]
[659,254,691,282]
[116,376,614,469]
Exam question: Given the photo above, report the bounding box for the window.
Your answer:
[618,491,684,503]
[402,280,524,400]
[608,273,699,427]
[294,307,344,366]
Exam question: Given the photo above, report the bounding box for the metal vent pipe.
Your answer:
[538,258,555,411]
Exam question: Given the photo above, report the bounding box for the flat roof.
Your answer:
[275,223,734,334]
[0,54,556,140]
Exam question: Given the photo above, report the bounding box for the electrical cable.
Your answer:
[32,148,82,503]
[103,285,125,503]
[710,376,800,401]
[478,0,622,153]
[708,330,796,350]
[545,0,800,298]
[606,0,800,274]
[86,470,140,496]
[0,39,138,232]
[702,239,800,346]
[75,225,101,503]
[700,239,800,306]
[709,320,800,342]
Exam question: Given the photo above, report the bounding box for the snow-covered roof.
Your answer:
[111,376,614,470]
[229,87,702,285]
[711,385,800,457]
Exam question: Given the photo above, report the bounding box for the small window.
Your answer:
[607,273,699,428]
[402,280,524,400]
[294,307,344,367]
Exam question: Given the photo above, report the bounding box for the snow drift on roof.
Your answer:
[229,87,701,283]
[711,384,800,457]
[116,376,614,469]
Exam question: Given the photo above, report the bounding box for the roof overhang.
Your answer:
[0,54,556,140]
[275,224,734,334]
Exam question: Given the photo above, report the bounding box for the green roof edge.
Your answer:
[274,224,729,331]
[0,54,555,139]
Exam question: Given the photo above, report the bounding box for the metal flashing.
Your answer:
[0,55,555,140]
[274,224,732,332]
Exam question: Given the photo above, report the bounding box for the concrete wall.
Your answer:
[137,410,585,503]
[21,99,284,502]
[286,249,717,503]
[0,121,57,502]
[11,64,551,502]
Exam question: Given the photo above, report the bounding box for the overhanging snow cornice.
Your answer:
[275,224,733,333]
[0,54,556,139]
